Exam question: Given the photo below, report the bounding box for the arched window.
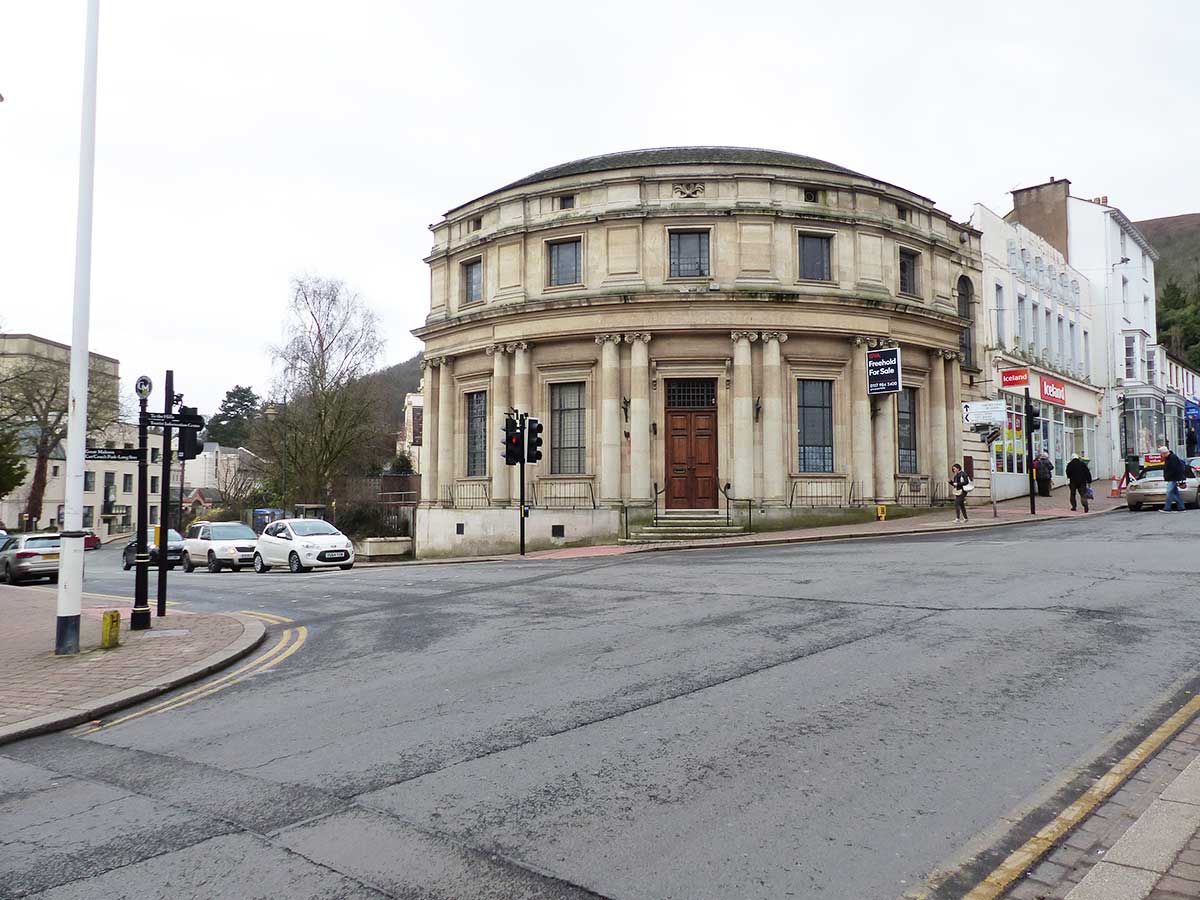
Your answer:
[957,275,974,367]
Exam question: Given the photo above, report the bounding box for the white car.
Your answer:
[183,521,260,573]
[253,518,355,574]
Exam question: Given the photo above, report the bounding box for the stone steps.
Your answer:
[623,511,748,543]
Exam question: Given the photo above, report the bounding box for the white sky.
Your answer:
[2,0,1197,415]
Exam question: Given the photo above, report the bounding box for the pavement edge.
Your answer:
[0,612,267,747]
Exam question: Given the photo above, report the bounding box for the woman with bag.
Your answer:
[951,463,972,524]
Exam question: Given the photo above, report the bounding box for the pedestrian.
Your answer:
[951,463,971,524]
[1036,451,1054,497]
[1161,445,1187,512]
[1065,453,1092,512]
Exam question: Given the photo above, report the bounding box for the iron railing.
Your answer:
[529,479,596,509]
[894,476,950,507]
[376,491,418,535]
[451,481,491,508]
[788,479,864,508]
[719,481,752,532]
[652,481,667,525]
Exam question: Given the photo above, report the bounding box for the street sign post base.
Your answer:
[130,607,151,630]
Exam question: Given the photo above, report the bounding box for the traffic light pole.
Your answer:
[1025,387,1036,515]
[156,369,173,618]
[519,452,526,556]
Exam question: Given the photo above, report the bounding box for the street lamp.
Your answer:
[264,401,287,514]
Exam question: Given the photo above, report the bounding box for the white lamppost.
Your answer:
[56,0,101,655]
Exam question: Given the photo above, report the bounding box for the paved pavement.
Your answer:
[2,507,1199,899]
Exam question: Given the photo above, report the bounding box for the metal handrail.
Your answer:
[718,481,751,532]
[652,481,666,525]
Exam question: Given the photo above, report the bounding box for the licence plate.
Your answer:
[326,551,346,559]
[42,553,59,561]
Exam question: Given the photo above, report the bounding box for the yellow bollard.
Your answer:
[100,610,121,649]
[876,504,887,521]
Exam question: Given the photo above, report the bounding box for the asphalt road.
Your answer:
[4,511,1200,899]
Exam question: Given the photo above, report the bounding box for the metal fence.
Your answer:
[893,476,950,507]
[450,481,491,508]
[528,479,596,509]
[788,479,864,508]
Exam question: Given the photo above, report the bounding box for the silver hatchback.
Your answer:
[0,533,63,584]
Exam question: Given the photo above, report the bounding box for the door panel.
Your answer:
[666,413,692,507]
[664,406,720,509]
[691,412,718,508]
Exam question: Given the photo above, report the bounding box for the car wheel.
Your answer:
[207,551,222,574]
[2,563,13,584]
[339,562,354,571]
[1129,502,1143,511]
[253,553,270,573]
[122,550,132,571]
[48,575,58,584]
[183,552,195,573]
[288,552,308,574]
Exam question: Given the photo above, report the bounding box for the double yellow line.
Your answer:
[75,611,307,735]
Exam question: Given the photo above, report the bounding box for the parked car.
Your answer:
[83,530,101,551]
[0,533,62,584]
[253,518,354,574]
[1126,466,1200,510]
[183,521,259,572]
[122,529,185,570]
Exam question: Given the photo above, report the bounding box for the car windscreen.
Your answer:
[26,536,61,548]
[211,524,256,540]
[290,520,339,536]
[146,530,184,542]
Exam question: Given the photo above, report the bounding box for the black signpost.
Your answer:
[132,376,153,631]
[866,346,902,395]
[156,370,175,618]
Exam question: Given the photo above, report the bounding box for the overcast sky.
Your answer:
[2,0,1196,415]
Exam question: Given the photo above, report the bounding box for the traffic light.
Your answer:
[525,417,543,464]
[503,415,523,466]
[178,406,206,460]
[1025,399,1041,432]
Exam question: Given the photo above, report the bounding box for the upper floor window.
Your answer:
[1121,276,1129,314]
[465,391,487,477]
[798,235,832,282]
[1124,334,1138,380]
[1119,230,1127,257]
[803,189,819,203]
[558,195,575,210]
[151,447,160,464]
[468,217,482,233]
[669,231,710,278]
[550,382,585,475]
[122,473,133,493]
[548,238,582,286]
[83,471,95,492]
[897,204,909,222]
[899,249,920,296]
[1017,295,1027,343]
[995,284,1006,347]
[463,259,482,305]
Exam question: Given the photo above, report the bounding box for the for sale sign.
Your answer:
[1040,377,1067,406]
[1001,368,1029,388]
[866,347,902,395]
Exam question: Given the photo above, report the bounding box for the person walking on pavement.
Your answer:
[1036,451,1054,497]
[951,463,971,524]
[1161,445,1187,512]
[1066,453,1092,512]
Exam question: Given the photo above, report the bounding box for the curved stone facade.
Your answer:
[414,147,983,549]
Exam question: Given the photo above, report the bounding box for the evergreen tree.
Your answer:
[205,385,261,447]
[0,428,27,506]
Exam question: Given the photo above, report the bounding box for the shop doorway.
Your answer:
[664,378,719,509]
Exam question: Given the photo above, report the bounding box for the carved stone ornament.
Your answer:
[624,332,652,344]
[594,334,622,345]
[423,356,444,368]
[505,341,529,353]
[761,331,789,344]
[672,182,705,199]
[484,345,501,357]
[730,331,759,343]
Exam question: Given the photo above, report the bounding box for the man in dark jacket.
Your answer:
[1162,445,1187,512]
[1066,454,1092,512]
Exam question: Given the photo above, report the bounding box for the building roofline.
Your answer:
[0,333,120,364]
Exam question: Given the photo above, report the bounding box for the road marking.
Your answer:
[962,692,1200,899]
[27,586,178,607]
[238,610,293,624]
[74,621,307,735]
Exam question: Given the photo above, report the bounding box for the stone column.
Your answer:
[597,334,622,502]
[849,337,874,503]
[872,341,897,503]
[436,356,455,506]
[947,351,963,468]
[625,332,652,502]
[731,331,758,499]
[419,359,438,505]
[487,345,511,507]
[929,350,949,487]
[510,342,531,502]
[760,332,788,503]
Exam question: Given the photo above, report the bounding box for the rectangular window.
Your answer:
[82,506,94,529]
[669,231,710,278]
[151,475,160,494]
[995,285,1006,346]
[1031,302,1040,352]
[1083,330,1090,376]
[897,387,918,474]
[151,447,160,464]
[898,249,919,295]
[1125,334,1137,379]
[52,465,59,477]
[468,216,482,232]
[465,391,487,477]
[1147,347,1157,385]
[1121,276,1129,314]
[1044,309,1052,356]
[1057,316,1065,365]
[149,505,158,522]
[897,205,909,222]
[1069,322,1077,370]
[463,258,482,304]
[122,473,133,493]
[1017,296,1026,343]
[1120,230,1127,257]
[548,239,582,286]
[550,382,585,475]
[84,471,95,492]
[796,379,834,473]
[798,235,832,281]
[558,195,575,210]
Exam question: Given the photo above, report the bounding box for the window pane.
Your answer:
[797,379,833,473]
[897,387,918,474]
[551,381,585,474]
[464,260,482,303]
[550,240,581,286]
[799,236,831,281]
[466,391,487,477]
[669,231,709,277]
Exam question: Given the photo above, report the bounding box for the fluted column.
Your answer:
[731,331,758,499]
[419,359,438,505]
[597,334,622,502]
[436,356,455,505]
[625,332,652,502]
[510,342,531,501]
[761,332,788,503]
[849,337,874,502]
[929,350,949,485]
[947,351,963,468]
[487,346,511,506]
[872,341,897,503]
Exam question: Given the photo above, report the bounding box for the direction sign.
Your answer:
[866,347,902,395]
[84,447,142,462]
[962,400,1006,425]
[144,412,203,430]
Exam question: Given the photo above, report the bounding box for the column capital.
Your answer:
[760,331,789,344]
[595,333,622,346]
[505,341,529,354]
[623,332,652,344]
[423,355,446,368]
[484,344,503,357]
[940,348,963,362]
[731,330,759,343]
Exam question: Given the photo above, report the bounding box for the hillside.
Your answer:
[1135,213,1200,294]
[364,351,423,431]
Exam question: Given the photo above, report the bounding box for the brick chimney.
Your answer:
[1010,178,1072,261]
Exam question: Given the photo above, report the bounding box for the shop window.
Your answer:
[550,382,585,475]
[465,391,487,477]
[669,231,710,278]
[897,387,918,474]
[798,235,832,282]
[796,379,833,473]
[548,238,582,286]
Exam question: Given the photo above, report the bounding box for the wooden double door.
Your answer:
[665,379,719,509]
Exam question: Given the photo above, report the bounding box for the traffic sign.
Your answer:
[962,400,1006,425]
[85,447,142,461]
[866,347,902,395]
[144,412,203,430]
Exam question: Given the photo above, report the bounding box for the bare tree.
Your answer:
[214,450,261,516]
[256,276,387,504]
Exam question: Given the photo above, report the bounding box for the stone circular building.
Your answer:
[414,147,982,555]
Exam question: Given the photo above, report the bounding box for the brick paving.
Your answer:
[0,584,250,737]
